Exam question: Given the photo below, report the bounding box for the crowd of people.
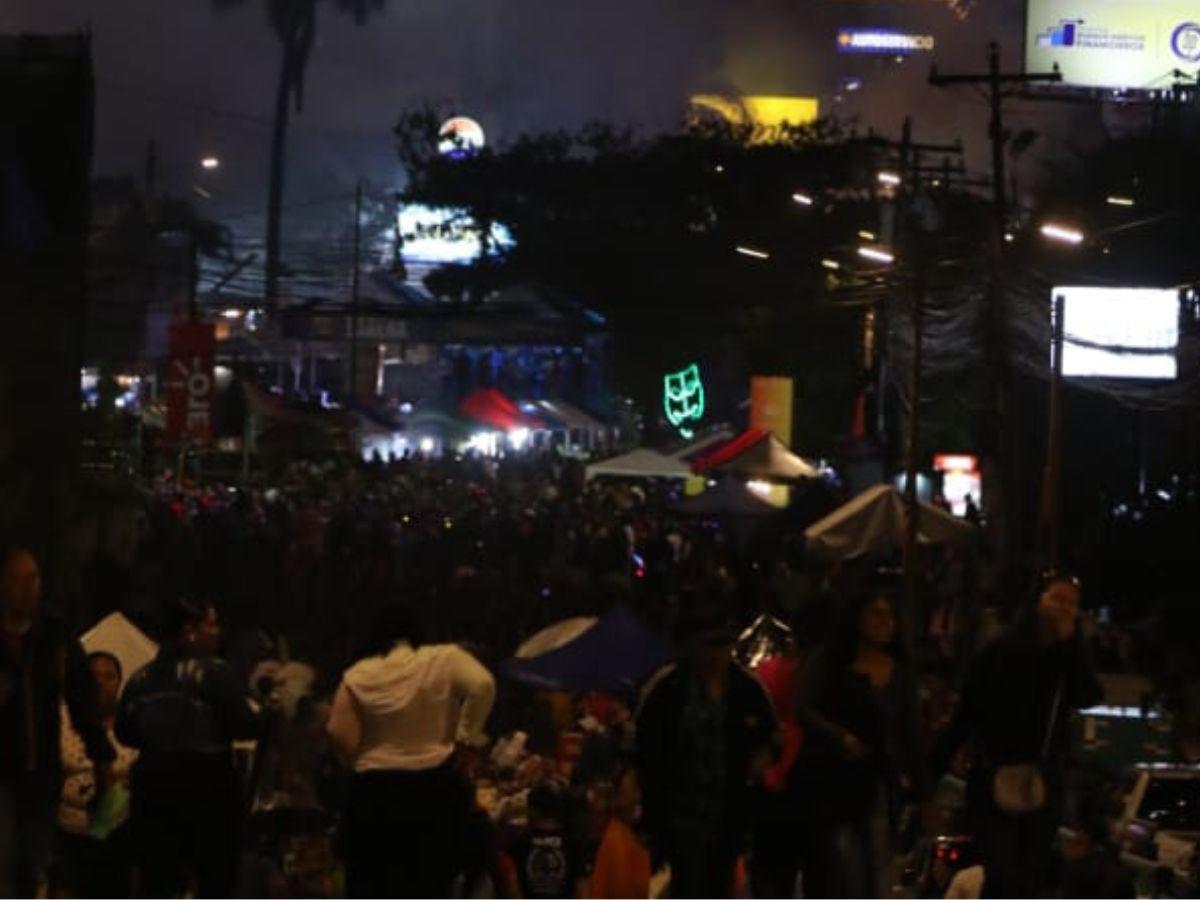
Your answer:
[0,452,1178,898]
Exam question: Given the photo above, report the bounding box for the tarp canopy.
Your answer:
[585,448,692,481]
[673,479,780,517]
[514,617,598,659]
[523,399,603,432]
[691,428,819,481]
[504,606,671,693]
[666,425,737,460]
[243,381,356,432]
[80,613,158,694]
[459,388,541,431]
[804,483,977,561]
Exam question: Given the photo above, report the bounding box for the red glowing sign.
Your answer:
[165,322,216,445]
[933,453,978,473]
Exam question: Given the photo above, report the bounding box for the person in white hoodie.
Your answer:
[326,604,496,898]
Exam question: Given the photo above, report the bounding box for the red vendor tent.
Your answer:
[458,388,541,431]
[691,427,819,481]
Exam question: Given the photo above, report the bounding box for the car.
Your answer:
[1117,763,1200,876]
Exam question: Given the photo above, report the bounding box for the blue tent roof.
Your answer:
[503,605,671,694]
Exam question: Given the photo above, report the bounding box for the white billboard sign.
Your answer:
[1025,0,1200,90]
[1054,286,1179,379]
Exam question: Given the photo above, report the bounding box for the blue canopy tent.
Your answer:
[503,606,671,693]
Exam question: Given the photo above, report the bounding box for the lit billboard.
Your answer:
[688,94,819,143]
[1054,286,1179,379]
[396,204,515,265]
[1025,0,1200,90]
[836,29,936,54]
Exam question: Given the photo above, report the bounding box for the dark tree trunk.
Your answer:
[265,39,292,313]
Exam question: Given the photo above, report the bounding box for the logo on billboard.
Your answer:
[1034,17,1145,52]
[1172,22,1200,62]
[836,29,935,54]
[1036,19,1084,47]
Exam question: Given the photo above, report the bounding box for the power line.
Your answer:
[96,77,390,145]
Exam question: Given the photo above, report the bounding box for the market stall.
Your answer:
[804,483,976,561]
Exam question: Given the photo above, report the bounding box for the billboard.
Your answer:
[1054,286,1179,379]
[687,94,819,144]
[1025,0,1200,90]
[165,322,216,444]
[836,29,936,54]
[396,204,515,265]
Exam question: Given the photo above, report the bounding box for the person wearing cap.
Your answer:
[634,589,778,898]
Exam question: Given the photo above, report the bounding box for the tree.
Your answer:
[213,0,384,310]
[395,112,884,450]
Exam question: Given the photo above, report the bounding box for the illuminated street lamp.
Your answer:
[820,258,841,271]
[857,245,895,265]
[877,171,901,187]
[1040,222,1084,245]
[1105,195,1134,207]
[735,245,770,260]
[857,229,877,241]
[792,192,814,206]
[200,156,221,170]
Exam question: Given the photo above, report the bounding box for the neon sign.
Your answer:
[836,29,935,54]
[663,363,705,439]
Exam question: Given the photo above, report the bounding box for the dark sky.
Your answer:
[8,0,1079,250]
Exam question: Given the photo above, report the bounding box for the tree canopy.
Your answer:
[395,111,885,451]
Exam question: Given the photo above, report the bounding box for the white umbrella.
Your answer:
[514,617,598,659]
[804,484,976,561]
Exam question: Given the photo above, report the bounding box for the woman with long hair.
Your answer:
[793,578,927,898]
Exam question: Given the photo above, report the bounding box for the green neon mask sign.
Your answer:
[663,363,705,439]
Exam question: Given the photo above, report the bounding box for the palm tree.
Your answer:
[213,0,384,311]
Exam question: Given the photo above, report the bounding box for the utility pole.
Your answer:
[930,43,1060,588]
[348,181,363,403]
[144,139,158,219]
[870,123,961,454]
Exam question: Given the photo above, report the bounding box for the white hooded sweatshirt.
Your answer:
[328,642,496,772]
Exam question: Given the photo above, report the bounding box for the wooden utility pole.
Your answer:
[929,43,1060,586]
[348,181,363,402]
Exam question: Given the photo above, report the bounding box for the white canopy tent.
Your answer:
[585,448,692,481]
[804,484,976,561]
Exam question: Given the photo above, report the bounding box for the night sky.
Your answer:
[8,0,1086,251]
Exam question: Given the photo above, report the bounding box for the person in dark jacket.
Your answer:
[635,589,778,898]
[116,599,259,898]
[933,574,1102,898]
[0,545,114,897]
[793,580,928,898]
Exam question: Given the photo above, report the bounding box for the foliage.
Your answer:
[395,110,881,450]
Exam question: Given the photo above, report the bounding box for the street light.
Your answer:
[821,258,841,271]
[792,192,814,206]
[200,156,221,170]
[877,171,901,187]
[857,229,877,241]
[857,245,895,265]
[1040,222,1085,245]
[1105,195,1134,207]
[735,245,770,260]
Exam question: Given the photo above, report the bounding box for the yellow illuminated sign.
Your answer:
[689,94,819,143]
